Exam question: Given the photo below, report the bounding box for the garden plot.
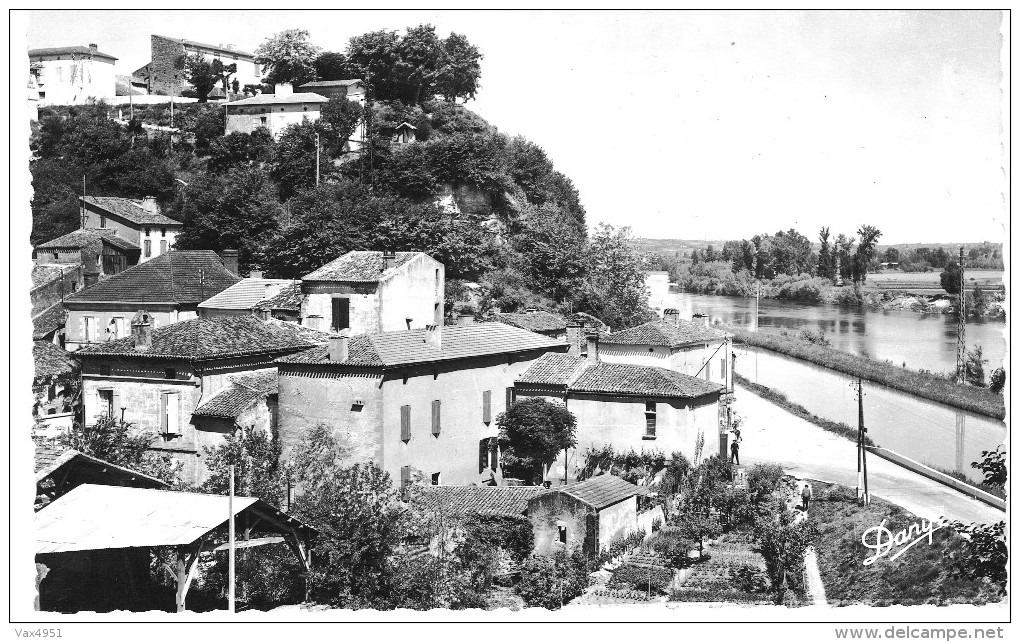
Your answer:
[669,532,775,605]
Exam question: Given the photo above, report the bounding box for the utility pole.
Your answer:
[228,464,236,613]
[956,246,966,384]
[315,132,321,186]
[855,378,870,505]
[365,70,374,186]
[81,175,87,229]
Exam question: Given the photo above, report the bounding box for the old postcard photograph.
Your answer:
[7,7,1010,637]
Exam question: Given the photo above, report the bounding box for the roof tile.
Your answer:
[302,251,419,282]
[557,474,645,510]
[64,251,240,305]
[199,278,298,311]
[193,371,277,419]
[413,485,548,517]
[33,341,79,380]
[82,196,181,226]
[602,320,729,348]
[516,353,723,399]
[37,228,139,252]
[252,283,302,312]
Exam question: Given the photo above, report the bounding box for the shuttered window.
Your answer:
[431,400,441,435]
[482,390,492,424]
[161,392,180,436]
[112,391,121,421]
[645,401,656,438]
[400,405,411,441]
[400,465,411,488]
[331,298,350,332]
[505,387,515,411]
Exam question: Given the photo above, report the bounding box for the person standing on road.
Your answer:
[801,481,813,511]
[730,439,740,465]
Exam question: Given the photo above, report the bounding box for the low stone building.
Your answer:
[300,250,444,335]
[35,228,141,281]
[252,282,302,323]
[190,370,278,440]
[224,84,328,139]
[493,310,608,345]
[32,341,80,436]
[29,44,117,106]
[276,322,567,485]
[62,250,240,351]
[76,314,326,484]
[80,196,183,262]
[514,333,723,477]
[134,35,260,97]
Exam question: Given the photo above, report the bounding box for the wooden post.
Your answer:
[174,547,187,612]
[228,464,236,613]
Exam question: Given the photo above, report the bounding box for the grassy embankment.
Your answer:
[809,481,1005,606]
[726,327,1005,421]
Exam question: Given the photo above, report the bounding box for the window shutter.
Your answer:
[400,405,411,441]
[482,390,492,423]
[505,387,515,411]
[400,465,411,488]
[78,317,85,342]
[479,439,488,474]
[160,392,168,433]
[112,391,121,420]
[431,400,441,436]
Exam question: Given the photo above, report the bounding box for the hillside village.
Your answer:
[25,22,1006,615]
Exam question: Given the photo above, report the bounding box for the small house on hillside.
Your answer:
[35,228,141,282]
[198,277,299,318]
[252,282,302,323]
[492,310,608,347]
[224,84,328,139]
[33,341,79,436]
[61,250,240,351]
[29,44,117,106]
[296,79,365,103]
[79,196,182,263]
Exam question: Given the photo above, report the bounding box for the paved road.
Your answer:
[732,383,1005,525]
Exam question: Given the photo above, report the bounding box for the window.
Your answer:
[144,240,152,258]
[164,368,176,380]
[83,316,97,343]
[482,390,492,424]
[161,391,180,436]
[644,401,657,438]
[161,227,166,237]
[431,472,441,485]
[110,317,126,339]
[331,298,350,332]
[558,526,567,544]
[505,387,515,410]
[98,389,116,419]
[479,438,497,473]
[431,400,441,436]
[160,240,167,255]
[260,116,267,124]
[145,227,151,236]
[434,302,441,325]
[400,466,412,488]
[400,405,411,442]
[51,251,58,261]
[99,215,106,228]
[99,364,111,376]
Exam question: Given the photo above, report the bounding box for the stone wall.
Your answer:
[527,492,593,557]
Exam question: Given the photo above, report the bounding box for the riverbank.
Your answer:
[726,327,1006,420]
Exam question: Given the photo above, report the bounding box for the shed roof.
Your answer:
[80,196,181,226]
[277,323,566,369]
[32,302,68,340]
[35,443,168,490]
[227,92,329,107]
[601,320,729,348]
[34,484,314,554]
[64,250,239,305]
[413,485,547,517]
[557,474,645,510]
[193,371,278,419]
[302,250,420,283]
[33,340,79,380]
[516,353,723,399]
[77,315,324,361]
[198,278,297,311]
[37,228,139,252]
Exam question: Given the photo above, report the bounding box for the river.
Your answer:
[669,291,1007,375]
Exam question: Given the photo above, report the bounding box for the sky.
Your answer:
[23,9,1008,244]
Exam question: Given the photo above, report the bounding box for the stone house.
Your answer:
[32,341,80,436]
[300,251,444,335]
[224,84,328,139]
[252,283,302,323]
[514,333,723,479]
[599,308,733,391]
[133,35,259,97]
[35,228,141,283]
[528,474,645,558]
[29,44,117,106]
[80,196,183,262]
[492,310,608,344]
[76,314,327,485]
[190,370,278,441]
[198,277,299,318]
[297,79,365,103]
[275,322,567,486]
[61,250,240,351]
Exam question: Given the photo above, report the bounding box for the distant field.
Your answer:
[869,269,1004,293]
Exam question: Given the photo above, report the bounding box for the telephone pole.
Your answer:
[315,132,321,186]
[956,246,966,384]
[855,378,870,505]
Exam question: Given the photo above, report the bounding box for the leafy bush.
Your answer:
[515,549,590,609]
[731,563,771,593]
[609,564,674,595]
[971,446,1006,488]
[597,530,648,566]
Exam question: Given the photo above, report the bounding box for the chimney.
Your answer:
[457,313,474,326]
[250,270,263,279]
[424,324,442,350]
[274,83,293,97]
[566,322,583,356]
[139,196,159,214]
[89,43,98,54]
[585,332,600,365]
[328,330,350,362]
[663,308,680,327]
[131,310,153,351]
[221,249,239,275]
[382,251,396,271]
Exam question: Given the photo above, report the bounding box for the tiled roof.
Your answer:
[29,46,117,60]
[31,263,75,290]
[515,352,584,386]
[36,228,139,252]
[252,283,302,312]
[572,362,723,398]
[559,474,645,510]
[35,441,65,474]
[601,320,728,348]
[64,251,240,305]
[299,79,363,88]
[34,441,167,488]
[77,315,321,361]
[81,196,180,226]
[158,35,254,58]
[193,371,277,419]
[199,278,297,311]
[277,324,566,369]
[302,251,420,282]
[567,312,610,331]
[493,311,566,333]
[227,93,329,106]
[516,354,723,399]
[33,341,78,380]
[32,302,68,340]
[413,485,548,517]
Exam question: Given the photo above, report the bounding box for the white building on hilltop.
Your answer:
[224,83,328,139]
[29,44,117,106]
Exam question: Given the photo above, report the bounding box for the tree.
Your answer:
[175,53,218,102]
[853,224,882,283]
[255,28,321,86]
[290,424,404,608]
[185,105,225,153]
[752,501,817,604]
[314,51,351,81]
[817,227,836,282]
[940,262,962,295]
[970,445,1006,488]
[393,24,443,104]
[964,346,987,387]
[211,58,238,96]
[835,234,856,283]
[269,121,321,200]
[55,415,180,485]
[434,32,483,102]
[200,428,284,506]
[318,96,364,157]
[515,549,590,609]
[573,224,658,330]
[496,398,577,483]
[988,367,1006,394]
[345,29,404,101]
[207,129,275,173]
[883,247,900,263]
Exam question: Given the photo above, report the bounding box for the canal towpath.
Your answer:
[733,383,1004,525]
